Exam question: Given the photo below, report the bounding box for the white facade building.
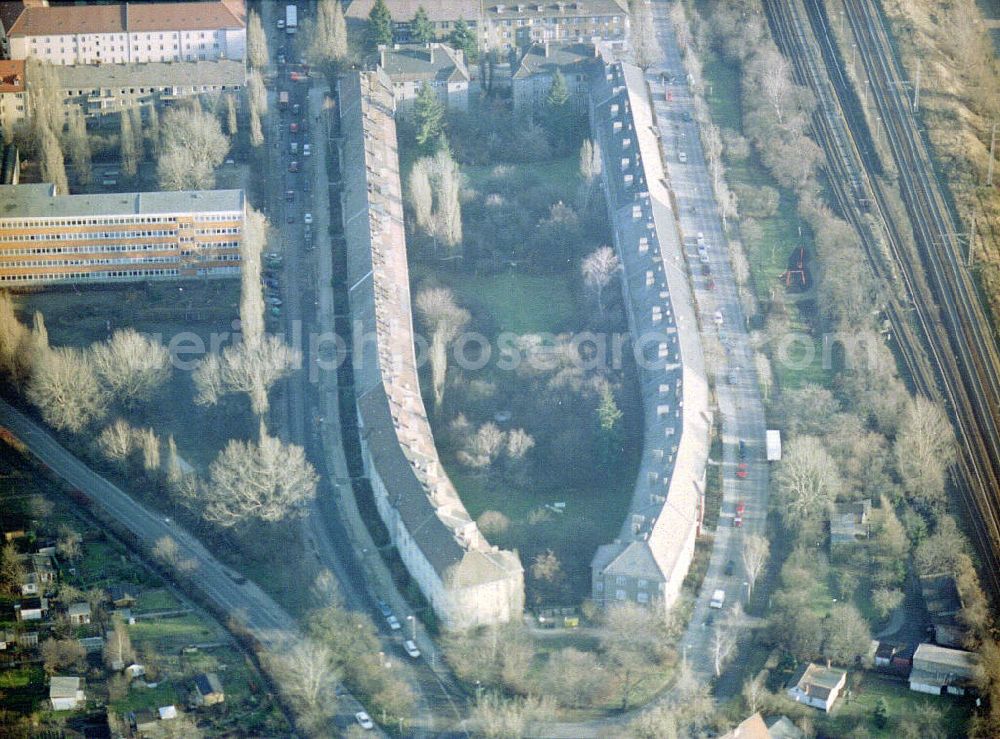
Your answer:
[1,1,246,65]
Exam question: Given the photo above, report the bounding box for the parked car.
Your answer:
[700,263,711,276]
[734,500,745,526]
[699,250,710,264]
[355,711,374,730]
[738,439,747,459]
[304,213,313,225]
[403,640,421,658]
[736,462,748,479]
[303,143,311,157]
[386,615,401,631]
[678,151,688,163]
[714,310,724,326]
[724,560,735,576]
[266,296,282,306]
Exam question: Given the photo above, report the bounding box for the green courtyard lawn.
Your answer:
[824,672,971,737]
[447,271,578,335]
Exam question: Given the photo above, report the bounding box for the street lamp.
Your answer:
[407,614,416,642]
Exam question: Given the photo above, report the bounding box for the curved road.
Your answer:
[0,397,380,735]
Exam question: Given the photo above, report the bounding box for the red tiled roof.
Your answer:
[0,59,25,93]
[6,1,244,37]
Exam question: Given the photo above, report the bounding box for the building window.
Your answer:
[615,575,627,586]
[615,589,626,601]
[636,592,649,604]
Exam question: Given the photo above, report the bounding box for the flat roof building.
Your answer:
[0,183,244,285]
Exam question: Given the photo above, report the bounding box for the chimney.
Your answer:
[378,43,388,69]
[543,40,549,57]
[428,45,434,64]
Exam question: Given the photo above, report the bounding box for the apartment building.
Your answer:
[511,40,602,111]
[378,42,471,112]
[0,183,244,285]
[0,58,244,135]
[0,0,246,65]
[589,62,710,614]
[340,69,524,630]
[346,0,628,51]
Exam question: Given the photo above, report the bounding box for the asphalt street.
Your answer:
[650,0,770,683]
[0,397,376,732]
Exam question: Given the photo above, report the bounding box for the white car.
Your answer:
[355,711,374,730]
[277,19,285,29]
[304,213,313,225]
[678,151,687,163]
[403,640,421,658]
[387,615,401,631]
[713,310,724,326]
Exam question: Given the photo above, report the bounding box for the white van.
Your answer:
[709,589,725,609]
[290,141,298,155]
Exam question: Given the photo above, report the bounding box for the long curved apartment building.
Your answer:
[589,62,711,613]
[338,70,524,631]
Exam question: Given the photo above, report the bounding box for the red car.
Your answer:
[734,499,746,527]
[290,123,299,134]
[736,462,748,479]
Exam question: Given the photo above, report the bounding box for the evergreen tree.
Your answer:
[412,6,434,44]
[414,81,445,152]
[546,68,570,108]
[367,0,394,50]
[449,18,478,63]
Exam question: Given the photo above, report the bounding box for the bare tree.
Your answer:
[193,352,225,408]
[407,158,434,233]
[152,535,198,574]
[25,58,63,136]
[415,287,469,408]
[146,103,160,156]
[472,692,556,739]
[742,533,770,597]
[894,395,957,508]
[822,602,870,666]
[0,542,25,596]
[38,123,68,194]
[266,637,338,732]
[130,106,144,161]
[157,108,229,190]
[249,104,264,148]
[240,207,268,342]
[601,601,671,710]
[429,148,463,248]
[754,351,773,401]
[103,616,135,669]
[0,292,33,382]
[91,329,171,407]
[742,670,769,715]
[872,587,904,620]
[63,106,92,186]
[120,109,138,177]
[304,0,349,65]
[530,549,563,583]
[247,9,270,69]
[477,510,511,540]
[28,347,106,433]
[581,246,620,316]
[506,428,535,460]
[629,0,659,70]
[579,138,602,182]
[224,94,238,137]
[31,311,48,352]
[212,336,300,416]
[712,604,744,676]
[136,427,160,472]
[247,69,268,117]
[56,525,82,563]
[41,638,86,674]
[774,435,843,527]
[204,424,318,527]
[459,422,506,468]
[759,46,792,124]
[541,648,605,707]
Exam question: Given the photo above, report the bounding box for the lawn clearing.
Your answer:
[129,614,219,652]
[448,271,577,335]
[110,680,180,714]
[135,588,182,613]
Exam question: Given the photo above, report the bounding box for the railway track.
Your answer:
[763,0,1000,600]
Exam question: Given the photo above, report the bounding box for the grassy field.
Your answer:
[129,614,220,652]
[111,681,180,714]
[447,271,578,335]
[462,156,581,203]
[135,588,182,613]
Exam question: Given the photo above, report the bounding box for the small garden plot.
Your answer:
[134,588,182,614]
[128,614,219,653]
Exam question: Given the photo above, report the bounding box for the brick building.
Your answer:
[0,184,244,285]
